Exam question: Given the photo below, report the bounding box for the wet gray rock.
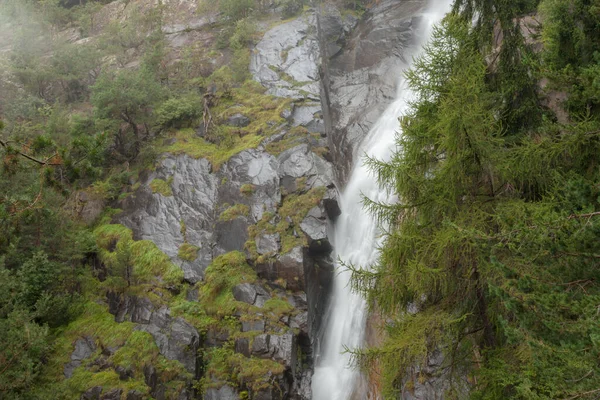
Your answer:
[250,13,321,100]
[226,113,251,127]
[256,246,307,291]
[300,206,331,254]
[232,283,270,307]
[81,386,102,400]
[304,254,335,335]
[401,350,457,400]
[235,337,251,357]
[291,104,324,134]
[100,389,122,400]
[74,191,105,225]
[144,364,165,400]
[320,0,430,183]
[136,307,200,373]
[251,334,271,356]
[219,149,281,221]
[215,217,249,253]
[277,144,334,191]
[204,385,239,400]
[242,319,265,332]
[322,186,341,220]
[115,365,133,380]
[251,333,296,369]
[107,292,154,324]
[293,370,313,400]
[232,283,258,304]
[256,233,280,255]
[290,311,309,335]
[65,336,96,378]
[162,15,217,35]
[125,391,144,400]
[117,155,219,283]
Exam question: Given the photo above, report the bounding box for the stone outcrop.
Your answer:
[65,336,97,378]
[319,0,430,183]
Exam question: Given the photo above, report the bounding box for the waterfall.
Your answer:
[311,1,452,398]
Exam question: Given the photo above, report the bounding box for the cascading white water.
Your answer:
[311,1,452,398]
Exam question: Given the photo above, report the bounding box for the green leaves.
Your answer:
[355,3,600,399]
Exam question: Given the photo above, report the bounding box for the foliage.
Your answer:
[149,178,173,197]
[229,18,258,50]
[178,243,200,261]
[219,204,250,222]
[155,93,203,130]
[353,7,600,400]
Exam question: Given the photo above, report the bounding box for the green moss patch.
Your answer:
[159,128,264,171]
[201,344,286,393]
[178,243,200,261]
[149,178,173,196]
[240,184,255,196]
[219,204,250,222]
[159,80,293,169]
[247,187,326,256]
[94,223,184,289]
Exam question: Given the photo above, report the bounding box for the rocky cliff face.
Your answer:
[319,0,430,184]
[59,1,435,399]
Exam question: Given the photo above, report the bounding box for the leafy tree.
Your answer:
[91,67,165,160]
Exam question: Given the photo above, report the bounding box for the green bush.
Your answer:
[218,0,255,21]
[229,18,257,50]
[155,93,203,129]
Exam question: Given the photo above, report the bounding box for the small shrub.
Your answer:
[230,18,257,50]
[155,93,203,129]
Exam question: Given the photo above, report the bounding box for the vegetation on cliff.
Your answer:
[352,0,600,399]
[0,0,316,398]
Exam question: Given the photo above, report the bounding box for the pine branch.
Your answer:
[561,388,600,400]
[0,139,62,166]
[568,211,600,220]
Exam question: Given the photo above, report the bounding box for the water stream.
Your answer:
[311,1,452,398]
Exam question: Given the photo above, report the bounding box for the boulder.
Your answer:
[260,247,307,291]
[251,333,296,369]
[125,391,144,400]
[81,386,102,400]
[277,145,334,191]
[64,336,96,378]
[107,292,154,324]
[256,233,280,255]
[251,334,271,356]
[235,337,251,357]
[225,113,251,127]
[322,187,341,220]
[242,319,265,332]
[136,307,200,373]
[299,206,331,254]
[250,14,321,100]
[232,283,270,307]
